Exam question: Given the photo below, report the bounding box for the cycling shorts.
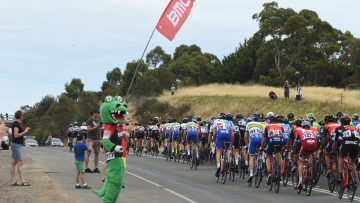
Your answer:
[339,138,359,159]
[248,134,263,155]
[325,139,334,154]
[172,130,180,141]
[165,131,171,138]
[187,131,199,144]
[265,136,283,155]
[215,131,231,148]
[299,139,318,159]
[233,132,240,149]
[239,130,246,146]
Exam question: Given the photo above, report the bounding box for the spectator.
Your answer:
[84,108,102,173]
[268,91,277,100]
[295,82,302,101]
[10,110,30,186]
[46,133,53,147]
[171,84,176,96]
[0,123,8,143]
[0,113,4,120]
[5,113,8,120]
[284,80,290,100]
[74,134,91,189]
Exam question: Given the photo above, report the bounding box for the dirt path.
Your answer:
[0,149,76,203]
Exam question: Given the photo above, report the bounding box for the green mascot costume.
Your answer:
[95,96,128,203]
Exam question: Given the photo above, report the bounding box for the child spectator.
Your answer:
[74,134,91,189]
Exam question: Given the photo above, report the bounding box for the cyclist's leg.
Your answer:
[215,131,224,176]
[234,132,240,169]
[324,139,333,175]
[248,136,262,178]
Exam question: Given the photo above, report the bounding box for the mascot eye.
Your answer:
[105,96,112,102]
[117,96,123,102]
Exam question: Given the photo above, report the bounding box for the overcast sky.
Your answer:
[1,0,359,114]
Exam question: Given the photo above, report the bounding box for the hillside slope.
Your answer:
[157,84,360,119]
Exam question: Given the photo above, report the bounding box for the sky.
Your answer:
[1,0,359,114]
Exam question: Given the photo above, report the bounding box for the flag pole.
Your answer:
[125,27,157,99]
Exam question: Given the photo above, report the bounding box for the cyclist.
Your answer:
[149,121,160,155]
[245,114,264,183]
[351,114,360,127]
[336,112,344,123]
[181,118,189,158]
[261,115,284,184]
[135,124,145,155]
[333,116,360,184]
[184,118,200,165]
[67,124,74,151]
[265,112,275,124]
[235,113,247,171]
[296,120,318,189]
[306,113,321,130]
[171,119,182,157]
[199,121,209,160]
[80,122,88,140]
[320,114,341,176]
[213,113,233,177]
[287,113,296,126]
[287,119,304,173]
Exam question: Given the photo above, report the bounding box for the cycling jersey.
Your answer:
[282,123,291,145]
[264,123,284,155]
[321,122,341,153]
[213,119,231,148]
[296,128,318,159]
[351,120,360,128]
[164,123,172,138]
[172,122,181,140]
[246,121,264,155]
[150,125,160,140]
[135,126,145,139]
[335,125,360,158]
[185,121,199,144]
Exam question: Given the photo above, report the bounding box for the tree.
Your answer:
[146,46,171,68]
[65,78,84,101]
[101,67,122,97]
[120,60,148,96]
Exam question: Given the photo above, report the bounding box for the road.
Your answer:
[25,147,360,203]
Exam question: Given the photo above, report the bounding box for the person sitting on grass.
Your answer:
[74,134,91,189]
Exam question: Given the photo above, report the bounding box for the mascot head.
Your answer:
[100,96,128,125]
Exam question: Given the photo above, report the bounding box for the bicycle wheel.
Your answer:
[328,174,336,193]
[255,161,263,188]
[282,160,290,186]
[222,159,228,184]
[347,175,356,202]
[305,167,313,196]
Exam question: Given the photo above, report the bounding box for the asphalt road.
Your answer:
[25,146,360,203]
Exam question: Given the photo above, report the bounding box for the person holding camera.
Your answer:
[10,110,31,186]
[84,108,102,173]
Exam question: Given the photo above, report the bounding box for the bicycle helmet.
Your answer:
[226,113,233,121]
[218,112,226,119]
[247,117,253,122]
[295,119,302,127]
[306,113,315,121]
[287,112,294,119]
[324,114,334,122]
[73,122,78,126]
[352,114,359,121]
[301,120,311,128]
[251,114,260,122]
[81,122,86,126]
[196,116,202,122]
[236,113,244,119]
[267,112,275,118]
[340,116,351,125]
[252,113,261,121]
[336,112,344,119]
[182,118,189,123]
[276,115,285,123]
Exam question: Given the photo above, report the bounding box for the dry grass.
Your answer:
[158,83,360,108]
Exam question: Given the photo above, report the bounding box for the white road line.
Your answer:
[164,188,198,203]
[40,148,198,203]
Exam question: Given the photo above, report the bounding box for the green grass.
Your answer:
[169,95,357,119]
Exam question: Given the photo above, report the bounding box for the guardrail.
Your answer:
[0,114,14,121]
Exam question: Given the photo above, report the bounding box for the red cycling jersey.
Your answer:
[296,128,317,144]
[265,123,284,138]
[324,122,341,140]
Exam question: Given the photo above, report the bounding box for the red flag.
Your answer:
[156,0,195,41]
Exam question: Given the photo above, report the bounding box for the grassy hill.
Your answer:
[156,84,360,119]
